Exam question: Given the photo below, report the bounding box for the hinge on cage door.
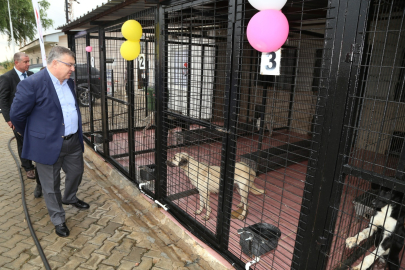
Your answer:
[216,127,230,134]
[316,236,327,250]
[345,43,360,63]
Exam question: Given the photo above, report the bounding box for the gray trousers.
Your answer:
[13,130,35,172]
[36,133,84,226]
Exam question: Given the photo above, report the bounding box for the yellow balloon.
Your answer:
[120,41,140,61]
[121,20,143,41]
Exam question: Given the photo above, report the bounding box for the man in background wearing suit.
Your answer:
[0,52,41,198]
[10,46,89,237]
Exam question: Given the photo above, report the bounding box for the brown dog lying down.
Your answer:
[167,152,265,220]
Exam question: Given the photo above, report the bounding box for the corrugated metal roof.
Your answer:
[58,0,157,32]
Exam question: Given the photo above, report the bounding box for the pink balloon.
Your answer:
[86,46,93,52]
[247,10,289,53]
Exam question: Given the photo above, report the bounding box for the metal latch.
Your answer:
[316,236,327,250]
[345,43,360,63]
[215,127,229,134]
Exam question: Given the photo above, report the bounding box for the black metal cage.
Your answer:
[158,0,331,269]
[321,0,405,269]
[66,0,405,269]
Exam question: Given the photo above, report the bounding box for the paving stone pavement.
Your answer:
[0,119,215,270]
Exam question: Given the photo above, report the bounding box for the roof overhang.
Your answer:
[58,0,163,32]
[20,32,65,51]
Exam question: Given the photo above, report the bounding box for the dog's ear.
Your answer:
[393,190,404,201]
[178,157,188,167]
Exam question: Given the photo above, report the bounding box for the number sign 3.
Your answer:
[260,49,281,75]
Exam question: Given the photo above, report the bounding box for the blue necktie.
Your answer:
[22,73,27,79]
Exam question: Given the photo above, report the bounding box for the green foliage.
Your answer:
[0,59,14,72]
[0,0,53,45]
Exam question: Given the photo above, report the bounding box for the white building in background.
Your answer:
[19,32,67,64]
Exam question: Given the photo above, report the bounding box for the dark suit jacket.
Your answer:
[10,68,84,165]
[0,68,33,122]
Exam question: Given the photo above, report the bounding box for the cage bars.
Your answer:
[67,1,405,269]
[98,26,110,155]
[86,33,94,145]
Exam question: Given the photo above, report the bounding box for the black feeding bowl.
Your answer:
[238,223,281,257]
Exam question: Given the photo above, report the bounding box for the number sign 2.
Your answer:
[138,54,145,70]
[260,49,281,76]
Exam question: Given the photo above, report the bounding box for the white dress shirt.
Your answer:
[14,67,27,81]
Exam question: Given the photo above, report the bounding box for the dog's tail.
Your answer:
[236,162,265,195]
[250,182,265,195]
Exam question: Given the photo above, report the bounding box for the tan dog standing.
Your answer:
[167,152,265,220]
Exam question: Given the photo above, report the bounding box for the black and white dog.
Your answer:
[346,188,405,270]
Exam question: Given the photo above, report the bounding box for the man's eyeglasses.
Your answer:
[56,60,76,68]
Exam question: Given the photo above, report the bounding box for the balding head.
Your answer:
[47,46,76,83]
[14,52,30,73]
[14,52,28,62]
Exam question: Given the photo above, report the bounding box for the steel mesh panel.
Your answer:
[326,1,405,269]
[89,37,103,151]
[102,8,157,193]
[69,1,405,269]
[159,0,335,269]
[103,25,129,173]
[74,30,102,150]
[229,0,333,269]
[74,36,91,135]
[162,0,230,236]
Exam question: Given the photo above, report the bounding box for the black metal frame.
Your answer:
[66,0,405,269]
[70,8,159,185]
[159,0,225,247]
[293,0,373,268]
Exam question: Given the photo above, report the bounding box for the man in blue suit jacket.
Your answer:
[10,46,89,238]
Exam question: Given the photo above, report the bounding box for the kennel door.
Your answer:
[320,0,405,269]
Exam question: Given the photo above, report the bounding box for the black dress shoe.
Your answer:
[62,199,89,209]
[34,184,42,198]
[55,223,70,237]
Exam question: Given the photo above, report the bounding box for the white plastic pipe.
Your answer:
[154,200,169,211]
[139,183,169,211]
[245,257,260,270]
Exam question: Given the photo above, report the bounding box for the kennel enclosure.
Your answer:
[61,0,405,269]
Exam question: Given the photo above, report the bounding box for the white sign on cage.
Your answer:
[138,54,145,69]
[260,49,281,76]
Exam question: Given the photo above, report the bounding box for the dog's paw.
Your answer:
[352,255,373,270]
[378,257,386,264]
[351,265,361,270]
[238,215,246,221]
[231,210,241,219]
[195,210,202,215]
[345,237,358,248]
[203,215,210,221]
[352,263,367,270]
